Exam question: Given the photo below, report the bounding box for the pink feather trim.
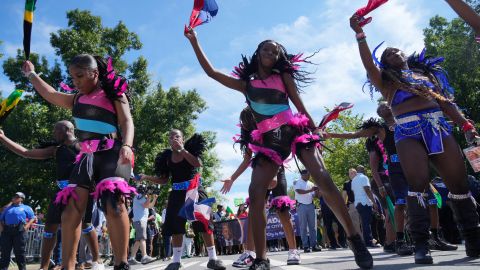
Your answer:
[91,177,137,200]
[291,134,320,156]
[60,82,76,92]
[54,186,79,205]
[250,129,263,143]
[287,113,309,129]
[270,196,296,210]
[248,143,283,165]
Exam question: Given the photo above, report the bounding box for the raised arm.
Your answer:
[0,129,55,159]
[220,150,252,194]
[22,61,75,109]
[445,0,480,34]
[140,174,169,185]
[184,28,246,93]
[350,14,386,94]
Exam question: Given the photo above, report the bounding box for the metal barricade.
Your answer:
[25,224,44,261]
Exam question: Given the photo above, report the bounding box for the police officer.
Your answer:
[0,192,36,270]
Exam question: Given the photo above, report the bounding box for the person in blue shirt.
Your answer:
[0,192,36,270]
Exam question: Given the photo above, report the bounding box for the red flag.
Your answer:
[185,0,219,33]
[318,102,354,129]
[355,0,389,27]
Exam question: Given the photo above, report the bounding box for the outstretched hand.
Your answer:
[350,14,363,34]
[220,178,234,194]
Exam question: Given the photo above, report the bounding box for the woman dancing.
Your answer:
[185,28,372,270]
[22,54,136,270]
[350,13,480,264]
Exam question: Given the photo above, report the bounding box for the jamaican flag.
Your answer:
[0,90,24,126]
[23,0,37,60]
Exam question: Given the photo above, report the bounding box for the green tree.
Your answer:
[322,110,370,187]
[0,10,220,211]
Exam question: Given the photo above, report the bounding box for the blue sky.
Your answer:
[0,0,457,209]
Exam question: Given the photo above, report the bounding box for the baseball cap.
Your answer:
[15,192,26,199]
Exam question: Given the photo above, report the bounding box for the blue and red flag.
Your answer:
[355,0,389,27]
[185,0,219,33]
[178,174,216,233]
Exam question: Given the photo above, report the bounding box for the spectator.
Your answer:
[128,188,158,265]
[343,169,362,240]
[213,205,226,222]
[319,197,346,249]
[0,192,36,270]
[351,166,379,247]
[146,208,157,257]
[294,170,320,253]
[236,204,248,219]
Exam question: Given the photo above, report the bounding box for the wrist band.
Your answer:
[27,71,37,81]
[122,144,134,151]
[462,121,475,132]
[356,32,366,40]
[357,38,367,44]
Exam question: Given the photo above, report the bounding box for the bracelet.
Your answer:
[26,71,37,81]
[357,38,367,44]
[356,32,366,40]
[462,121,475,132]
[121,144,134,150]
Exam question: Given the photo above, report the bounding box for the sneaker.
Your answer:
[396,240,413,256]
[91,262,105,270]
[383,242,396,253]
[303,247,311,253]
[248,258,270,270]
[311,246,322,252]
[287,250,300,265]
[113,262,130,270]
[141,256,156,264]
[428,234,458,251]
[347,234,373,269]
[206,259,226,270]
[127,258,140,265]
[233,252,249,268]
[83,262,93,269]
[165,262,183,270]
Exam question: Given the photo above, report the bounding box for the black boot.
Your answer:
[406,194,432,264]
[428,228,458,251]
[113,262,130,270]
[449,192,480,257]
[347,234,373,269]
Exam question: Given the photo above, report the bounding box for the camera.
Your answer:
[136,183,161,195]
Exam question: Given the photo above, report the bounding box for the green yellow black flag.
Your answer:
[0,90,24,126]
[23,0,37,60]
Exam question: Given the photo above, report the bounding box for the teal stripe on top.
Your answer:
[247,96,289,116]
[74,118,117,134]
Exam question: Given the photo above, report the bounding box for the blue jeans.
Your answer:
[297,203,317,248]
[53,228,62,265]
[356,204,373,245]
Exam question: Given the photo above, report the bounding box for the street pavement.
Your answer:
[121,245,480,270]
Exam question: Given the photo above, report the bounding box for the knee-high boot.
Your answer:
[449,192,480,258]
[406,193,432,264]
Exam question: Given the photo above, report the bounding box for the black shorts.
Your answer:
[70,140,121,189]
[162,186,213,236]
[266,168,288,198]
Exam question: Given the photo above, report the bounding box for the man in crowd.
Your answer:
[128,185,158,265]
[0,192,36,270]
[351,166,379,247]
[294,170,321,253]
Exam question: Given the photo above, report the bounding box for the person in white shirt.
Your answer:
[294,170,320,253]
[351,166,378,247]
[128,187,158,265]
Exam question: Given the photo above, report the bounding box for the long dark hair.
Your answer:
[235,107,256,153]
[69,54,131,103]
[368,47,450,103]
[232,40,316,91]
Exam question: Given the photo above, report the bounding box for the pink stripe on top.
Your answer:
[250,74,286,94]
[78,89,116,113]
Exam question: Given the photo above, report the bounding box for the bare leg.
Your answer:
[82,223,100,262]
[276,210,296,249]
[394,205,406,234]
[249,159,279,260]
[298,147,356,236]
[105,197,130,265]
[429,205,439,229]
[61,188,89,270]
[40,223,59,269]
[246,214,255,251]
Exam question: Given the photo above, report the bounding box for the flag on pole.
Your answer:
[318,102,354,129]
[185,0,219,33]
[23,0,37,60]
[0,90,24,125]
[355,0,389,27]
